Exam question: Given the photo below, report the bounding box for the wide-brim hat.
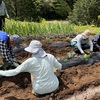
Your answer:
[24,40,47,58]
[81,29,91,39]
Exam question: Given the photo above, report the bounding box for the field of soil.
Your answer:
[0,36,100,100]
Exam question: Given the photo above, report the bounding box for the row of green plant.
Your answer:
[5,19,100,37]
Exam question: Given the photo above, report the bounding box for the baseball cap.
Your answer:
[10,34,22,48]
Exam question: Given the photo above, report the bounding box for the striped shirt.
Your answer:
[0,40,14,64]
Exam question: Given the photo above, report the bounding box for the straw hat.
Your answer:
[81,29,91,39]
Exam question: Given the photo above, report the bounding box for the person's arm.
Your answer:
[0,59,31,76]
[1,41,14,65]
[9,46,15,59]
[77,36,84,54]
[53,57,62,70]
[89,39,93,51]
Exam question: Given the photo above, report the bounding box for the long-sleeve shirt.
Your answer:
[71,34,93,54]
[0,1,9,17]
[0,53,62,95]
[92,33,100,48]
[0,31,14,65]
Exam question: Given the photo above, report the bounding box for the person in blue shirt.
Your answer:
[0,31,22,70]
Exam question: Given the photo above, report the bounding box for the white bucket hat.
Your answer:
[24,40,47,58]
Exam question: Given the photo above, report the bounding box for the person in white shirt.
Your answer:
[71,29,93,55]
[0,0,9,30]
[0,40,62,96]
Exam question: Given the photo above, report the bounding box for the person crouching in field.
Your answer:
[0,40,62,96]
[0,30,22,70]
[71,29,93,56]
[92,32,100,52]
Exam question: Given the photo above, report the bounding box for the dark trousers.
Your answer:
[93,45,99,52]
[0,16,5,30]
[73,44,90,54]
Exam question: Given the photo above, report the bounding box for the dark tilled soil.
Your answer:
[0,37,100,100]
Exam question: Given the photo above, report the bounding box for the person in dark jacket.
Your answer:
[0,31,22,70]
[92,32,100,52]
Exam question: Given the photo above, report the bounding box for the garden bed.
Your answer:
[0,37,100,100]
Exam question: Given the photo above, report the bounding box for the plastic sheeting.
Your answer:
[58,52,100,69]
[49,41,71,48]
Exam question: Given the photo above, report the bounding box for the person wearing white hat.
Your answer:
[0,31,22,70]
[0,40,62,96]
[71,29,93,55]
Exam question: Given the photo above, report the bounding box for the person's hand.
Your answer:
[13,58,21,65]
[56,70,63,73]
[55,70,63,76]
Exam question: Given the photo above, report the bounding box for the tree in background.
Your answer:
[68,0,100,25]
[4,0,100,24]
[64,0,77,9]
[4,0,72,21]
[39,0,71,20]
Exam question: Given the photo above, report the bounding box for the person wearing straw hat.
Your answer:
[0,30,22,70]
[0,40,62,96]
[71,29,93,56]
